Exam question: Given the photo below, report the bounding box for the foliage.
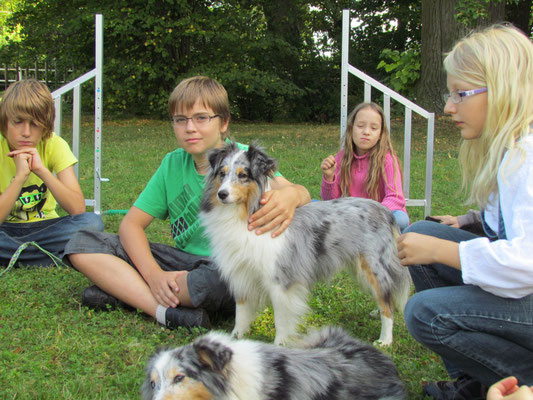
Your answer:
[1,0,345,121]
[0,0,427,122]
[455,0,507,26]
[1,117,468,398]
[377,45,421,98]
[4,1,529,121]
[0,0,22,50]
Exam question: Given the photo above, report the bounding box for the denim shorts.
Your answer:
[0,212,104,267]
[64,230,234,314]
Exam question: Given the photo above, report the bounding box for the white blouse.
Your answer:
[460,133,533,298]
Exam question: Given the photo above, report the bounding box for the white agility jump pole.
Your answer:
[51,14,107,214]
[340,9,435,216]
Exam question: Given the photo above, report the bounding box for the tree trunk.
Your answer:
[416,0,511,114]
[417,0,469,113]
[506,0,533,35]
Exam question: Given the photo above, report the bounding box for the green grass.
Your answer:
[1,117,470,399]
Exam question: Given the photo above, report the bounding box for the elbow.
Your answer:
[70,205,86,215]
[69,199,87,215]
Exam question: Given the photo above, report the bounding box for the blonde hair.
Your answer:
[168,76,231,139]
[444,24,533,207]
[339,102,401,200]
[0,79,55,140]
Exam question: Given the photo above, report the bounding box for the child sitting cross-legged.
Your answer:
[66,76,310,330]
[0,79,103,267]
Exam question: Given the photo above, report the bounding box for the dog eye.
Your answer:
[238,172,248,179]
[219,170,226,178]
[150,380,156,389]
[173,374,185,384]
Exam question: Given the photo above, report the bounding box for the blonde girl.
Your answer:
[321,102,409,230]
[398,24,533,399]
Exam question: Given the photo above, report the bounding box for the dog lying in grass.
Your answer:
[141,326,406,400]
[199,143,411,346]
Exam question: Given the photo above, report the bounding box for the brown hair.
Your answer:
[168,76,231,139]
[339,102,401,200]
[0,79,55,140]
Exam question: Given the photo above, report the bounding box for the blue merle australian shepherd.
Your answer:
[141,326,406,400]
[199,143,411,346]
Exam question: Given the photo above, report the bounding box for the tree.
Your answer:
[506,0,533,35]
[2,0,343,121]
[416,0,506,113]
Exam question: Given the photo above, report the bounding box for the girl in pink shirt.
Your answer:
[320,102,409,231]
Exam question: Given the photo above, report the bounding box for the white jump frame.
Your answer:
[341,9,434,216]
[51,14,107,214]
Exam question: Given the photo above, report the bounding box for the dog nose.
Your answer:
[218,190,228,200]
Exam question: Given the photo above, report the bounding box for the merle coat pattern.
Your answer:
[141,326,406,400]
[200,143,411,345]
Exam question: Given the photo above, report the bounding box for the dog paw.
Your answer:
[373,338,392,347]
[231,328,246,339]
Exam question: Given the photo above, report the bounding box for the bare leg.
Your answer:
[69,253,191,317]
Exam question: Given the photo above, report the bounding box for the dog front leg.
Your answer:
[271,283,309,346]
[231,297,258,339]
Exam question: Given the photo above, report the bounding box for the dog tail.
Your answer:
[298,326,360,350]
[390,224,412,314]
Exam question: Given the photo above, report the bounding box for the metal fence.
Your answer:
[50,14,105,214]
[1,63,74,91]
[341,9,435,216]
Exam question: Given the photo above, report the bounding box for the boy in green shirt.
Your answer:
[66,76,310,329]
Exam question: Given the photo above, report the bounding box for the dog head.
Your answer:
[201,142,277,217]
[141,335,234,400]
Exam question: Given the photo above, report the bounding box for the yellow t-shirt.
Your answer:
[0,133,78,222]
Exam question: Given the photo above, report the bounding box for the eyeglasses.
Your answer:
[444,88,487,104]
[170,114,220,127]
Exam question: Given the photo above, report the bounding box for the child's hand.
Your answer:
[487,376,533,400]
[9,150,32,180]
[321,155,336,182]
[8,148,46,177]
[147,269,187,308]
[432,215,460,228]
[248,187,298,238]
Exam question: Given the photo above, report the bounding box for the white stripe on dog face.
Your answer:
[217,150,251,204]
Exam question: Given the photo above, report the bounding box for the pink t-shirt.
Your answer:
[320,150,407,213]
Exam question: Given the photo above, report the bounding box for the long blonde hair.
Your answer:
[444,24,533,207]
[339,102,401,200]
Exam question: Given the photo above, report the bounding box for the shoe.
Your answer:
[165,307,211,330]
[81,285,131,311]
[422,374,487,400]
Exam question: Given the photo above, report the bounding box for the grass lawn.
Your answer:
[0,116,472,399]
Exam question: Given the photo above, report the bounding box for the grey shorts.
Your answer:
[65,230,234,314]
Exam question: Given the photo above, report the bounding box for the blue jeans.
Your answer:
[403,221,533,386]
[0,213,104,267]
[392,210,410,232]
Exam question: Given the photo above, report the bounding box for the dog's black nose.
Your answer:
[218,190,228,200]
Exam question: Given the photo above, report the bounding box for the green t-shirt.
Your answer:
[134,142,250,256]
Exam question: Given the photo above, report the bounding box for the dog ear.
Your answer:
[246,143,277,178]
[193,337,233,373]
[207,147,227,171]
